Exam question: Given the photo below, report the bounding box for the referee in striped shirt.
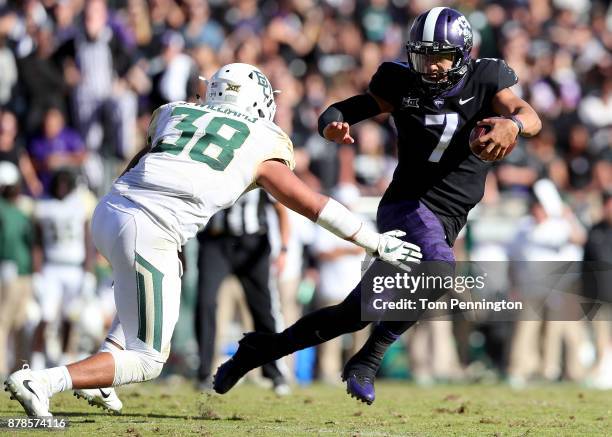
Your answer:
[195,189,290,394]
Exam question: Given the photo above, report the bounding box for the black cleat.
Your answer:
[213,332,287,394]
[342,355,378,405]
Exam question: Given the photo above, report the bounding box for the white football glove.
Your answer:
[314,199,422,271]
[374,230,422,271]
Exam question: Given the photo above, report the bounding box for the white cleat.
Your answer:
[4,364,51,417]
[73,388,123,414]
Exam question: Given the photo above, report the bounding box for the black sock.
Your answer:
[345,261,451,372]
[348,322,415,371]
[278,285,367,353]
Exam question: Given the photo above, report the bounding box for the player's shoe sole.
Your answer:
[73,388,122,414]
[4,365,52,416]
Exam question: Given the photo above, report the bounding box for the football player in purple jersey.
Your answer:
[214,7,541,404]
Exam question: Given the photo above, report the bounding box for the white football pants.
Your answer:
[91,193,182,385]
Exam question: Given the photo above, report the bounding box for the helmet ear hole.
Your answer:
[258,109,265,118]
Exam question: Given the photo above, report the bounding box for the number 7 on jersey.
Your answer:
[425,113,459,162]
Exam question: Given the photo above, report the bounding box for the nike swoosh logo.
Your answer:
[23,380,40,401]
[459,97,475,105]
[99,389,111,399]
[384,242,404,253]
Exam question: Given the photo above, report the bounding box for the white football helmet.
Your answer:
[204,63,277,121]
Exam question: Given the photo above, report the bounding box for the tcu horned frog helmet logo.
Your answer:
[453,15,473,47]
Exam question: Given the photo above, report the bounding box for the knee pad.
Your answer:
[108,348,164,386]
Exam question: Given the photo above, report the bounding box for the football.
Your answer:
[469,122,516,160]
[468,124,491,157]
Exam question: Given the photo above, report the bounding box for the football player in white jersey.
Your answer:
[4,63,422,417]
[30,170,94,370]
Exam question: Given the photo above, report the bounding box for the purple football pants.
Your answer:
[376,200,455,263]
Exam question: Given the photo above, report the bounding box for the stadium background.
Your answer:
[0,0,610,390]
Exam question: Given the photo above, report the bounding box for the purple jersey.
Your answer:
[370,58,518,244]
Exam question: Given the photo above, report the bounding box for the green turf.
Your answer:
[1,380,610,436]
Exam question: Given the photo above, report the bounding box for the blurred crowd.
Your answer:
[0,0,611,391]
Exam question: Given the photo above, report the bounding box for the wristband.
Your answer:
[507,115,523,137]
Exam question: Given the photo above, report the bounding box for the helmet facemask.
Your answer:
[407,42,469,94]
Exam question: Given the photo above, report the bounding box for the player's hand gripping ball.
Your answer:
[469,117,517,161]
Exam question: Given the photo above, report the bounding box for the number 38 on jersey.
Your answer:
[151,106,251,171]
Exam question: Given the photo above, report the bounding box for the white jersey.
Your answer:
[35,191,87,265]
[113,101,295,247]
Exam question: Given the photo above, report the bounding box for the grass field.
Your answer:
[1,379,610,436]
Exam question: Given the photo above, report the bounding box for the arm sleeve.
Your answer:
[317,61,406,137]
[317,93,382,136]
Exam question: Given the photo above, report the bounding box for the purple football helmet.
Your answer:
[407,7,473,95]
